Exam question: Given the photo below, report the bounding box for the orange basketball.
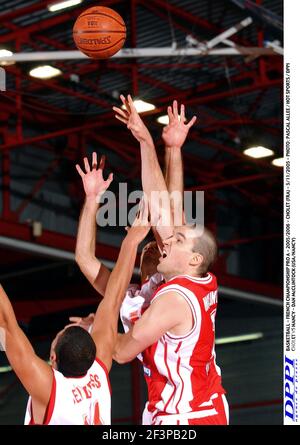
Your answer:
[73,6,126,59]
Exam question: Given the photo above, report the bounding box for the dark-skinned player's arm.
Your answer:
[0,285,53,416]
[91,201,150,372]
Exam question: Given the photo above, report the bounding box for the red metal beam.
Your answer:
[15,157,62,218]
[0,1,51,22]
[182,79,282,107]
[188,172,280,191]
[0,219,120,263]
[218,273,282,299]
[2,150,11,220]
[143,0,252,47]
[0,0,123,43]
[219,233,282,249]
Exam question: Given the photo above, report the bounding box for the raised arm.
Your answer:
[0,286,53,411]
[113,95,173,240]
[163,100,197,225]
[75,153,113,296]
[91,203,150,371]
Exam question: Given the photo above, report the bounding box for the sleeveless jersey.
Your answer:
[142,273,225,421]
[24,358,111,425]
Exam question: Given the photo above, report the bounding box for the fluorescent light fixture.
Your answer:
[0,365,12,373]
[157,114,187,125]
[272,157,284,167]
[122,99,156,113]
[0,49,15,66]
[48,0,82,12]
[0,49,13,57]
[157,115,169,125]
[29,65,62,79]
[216,332,263,345]
[243,146,274,159]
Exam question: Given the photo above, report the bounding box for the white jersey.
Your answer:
[120,273,164,332]
[24,358,111,425]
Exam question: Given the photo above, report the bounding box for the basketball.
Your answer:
[73,6,126,59]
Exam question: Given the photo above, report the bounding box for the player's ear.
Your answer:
[189,253,203,267]
[50,350,57,368]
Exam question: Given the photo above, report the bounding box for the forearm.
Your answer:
[113,331,140,364]
[75,197,101,280]
[103,238,138,310]
[165,147,184,225]
[0,286,34,359]
[140,140,173,236]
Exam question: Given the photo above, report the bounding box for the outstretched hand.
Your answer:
[76,152,113,201]
[69,313,95,332]
[113,94,153,145]
[125,197,151,245]
[162,100,197,149]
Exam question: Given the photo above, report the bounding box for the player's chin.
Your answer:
[157,260,166,273]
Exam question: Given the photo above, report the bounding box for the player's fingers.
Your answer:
[120,94,131,113]
[173,100,178,119]
[115,114,128,125]
[84,157,90,173]
[99,155,106,170]
[113,106,129,119]
[187,115,197,128]
[167,106,173,123]
[75,164,85,178]
[69,317,82,323]
[106,172,114,185]
[180,104,185,121]
[92,152,97,170]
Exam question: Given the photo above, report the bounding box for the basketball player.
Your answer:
[0,198,150,425]
[113,95,228,426]
[75,101,195,332]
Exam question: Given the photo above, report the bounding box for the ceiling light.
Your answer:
[0,49,13,57]
[0,49,15,66]
[215,332,263,345]
[122,99,156,113]
[157,115,169,125]
[243,146,274,159]
[157,114,187,125]
[272,157,284,167]
[29,65,62,79]
[48,0,82,13]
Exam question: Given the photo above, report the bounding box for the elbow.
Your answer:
[113,344,133,364]
[113,351,131,365]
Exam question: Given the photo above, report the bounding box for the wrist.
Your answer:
[85,196,100,209]
[165,145,182,151]
[122,235,139,248]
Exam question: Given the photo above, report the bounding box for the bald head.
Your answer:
[190,225,218,275]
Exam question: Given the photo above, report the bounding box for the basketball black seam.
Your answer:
[78,37,126,52]
[77,12,126,27]
[74,30,126,34]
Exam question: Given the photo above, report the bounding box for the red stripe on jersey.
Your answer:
[163,343,177,412]
[175,357,184,414]
[43,368,56,425]
[95,357,112,395]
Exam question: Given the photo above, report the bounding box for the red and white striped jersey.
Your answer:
[24,358,111,425]
[142,272,225,422]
